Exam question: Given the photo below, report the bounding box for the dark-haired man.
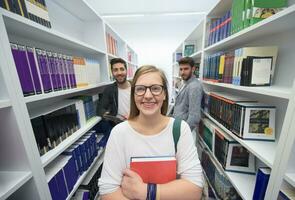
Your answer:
[97,58,131,123]
[173,57,203,132]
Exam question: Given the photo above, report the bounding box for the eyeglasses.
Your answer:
[134,85,164,96]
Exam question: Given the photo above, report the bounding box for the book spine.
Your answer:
[10,43,35,96]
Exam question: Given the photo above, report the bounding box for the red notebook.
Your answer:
[130,156,177,184]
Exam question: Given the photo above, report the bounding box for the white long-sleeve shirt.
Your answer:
[98,118,203,195]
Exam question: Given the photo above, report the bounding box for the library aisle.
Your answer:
[1,0,295,200]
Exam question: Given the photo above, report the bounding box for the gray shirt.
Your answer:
[173,76,203,131]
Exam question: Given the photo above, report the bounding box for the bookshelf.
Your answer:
[199,138,256,200]
[41,117,101,167]
[0,0,137,199]
[0,171,32,200]
[65,149,104,200]
[171,18,205,103]
[173,0,295,199]
[0,99,11,109]
[25,82,110,104]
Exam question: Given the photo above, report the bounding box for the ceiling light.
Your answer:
[101,11,206,18]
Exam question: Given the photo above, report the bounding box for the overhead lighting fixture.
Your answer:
[102,14,145,18]
[162,11,207,16]
[102,11,206,18]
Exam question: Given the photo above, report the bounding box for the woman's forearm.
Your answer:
[101,188,129,200]
[159,179,202,200]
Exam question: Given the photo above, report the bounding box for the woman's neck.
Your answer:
[131,113,169,135]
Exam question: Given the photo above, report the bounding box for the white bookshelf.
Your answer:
[199,138,256,200]
[173,0,295,199]
[285,173,295,188]
[0,99,11,109]
[226,172,256,200]
[1,9,105,56]
[41,117,101,167]
[66,149,104,200]
[190,50,203,59]
[25,83,110,104]
[0,0,137,199]
[82,150,104,185]
[202,111,276,167]
[202,81,292,100]
[0,171,32,200]
[204,4,295,53]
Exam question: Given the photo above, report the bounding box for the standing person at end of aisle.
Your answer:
[172,57,203,137]
[99,65,203,200]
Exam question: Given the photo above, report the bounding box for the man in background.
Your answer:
[96,58,131,135]
[173,57,203,134]
[98,57,131,121]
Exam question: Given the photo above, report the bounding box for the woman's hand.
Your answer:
[121,169,147,200]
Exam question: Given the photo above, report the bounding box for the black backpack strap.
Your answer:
[173,118,181,153]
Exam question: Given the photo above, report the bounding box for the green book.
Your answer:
[250,0,287,25]
[184,44,195,56]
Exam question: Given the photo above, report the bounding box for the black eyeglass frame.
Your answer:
[134,84,165,96]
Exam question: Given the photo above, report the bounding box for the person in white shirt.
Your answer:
[99,65,203,200]
[97,58,131,121]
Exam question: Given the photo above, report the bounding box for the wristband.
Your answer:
[146,183,157,200]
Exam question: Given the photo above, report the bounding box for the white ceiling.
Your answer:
[85,0,219,77]
[87,0,218,24]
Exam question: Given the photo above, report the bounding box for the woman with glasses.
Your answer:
[99,65,203,200]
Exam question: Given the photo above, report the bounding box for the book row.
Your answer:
[10,43,101,97]
[0,0,51,28]
[199,117,256,174]
[45,130,103,200]
[202,91,276,141]
[207,11,231,46]
[200,148,242,200]
[106,32,118,56]
[200,138,272,200]
[30,96,97,155]
[231,0,287,35]
[76,161,103,200]
[203,46,278,86]
[206,0,287,46]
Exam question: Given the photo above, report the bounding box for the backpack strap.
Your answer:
[173,118,181,153]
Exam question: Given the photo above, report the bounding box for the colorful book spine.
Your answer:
[46,51,58,91]
[10,43,35,96]
[52,52,62,90]
[252,168,271,200]
[57,54,67,90]
[26,47,42,94]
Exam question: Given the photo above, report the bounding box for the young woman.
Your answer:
[99,65,203,200]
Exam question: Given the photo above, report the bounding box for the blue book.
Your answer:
[79,138,93,165]
[63,156,79,194]
[48,176,59,200]
[69,144,83,174]
[63,148,80,176]
[253,168,271,200]
[74,142,88,171]
[55,169,68,199]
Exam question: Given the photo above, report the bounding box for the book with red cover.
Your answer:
[130,156,177,184]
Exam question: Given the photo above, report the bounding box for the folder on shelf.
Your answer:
[130,156,177,184]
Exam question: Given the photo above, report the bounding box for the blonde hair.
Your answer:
[129,65,169,119]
